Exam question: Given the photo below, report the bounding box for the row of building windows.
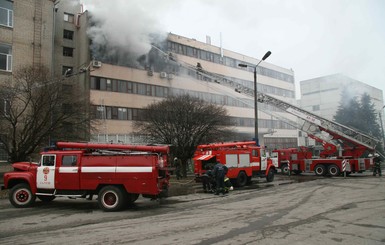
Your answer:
[302,87,338,96]
[1,45,74,73]
[95,105,145,121]
[167,41,295,84]
[183,63,295,99]
[93,105,295,130]
[90,76,252,108]
[220,75,295,98]
[91,75,297,110]
[0,0,13,28]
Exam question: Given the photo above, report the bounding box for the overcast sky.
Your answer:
[83,0,385,99]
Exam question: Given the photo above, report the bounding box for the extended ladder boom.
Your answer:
[159,48,379,152]
[192,64,378,151]
[256,93,378,150]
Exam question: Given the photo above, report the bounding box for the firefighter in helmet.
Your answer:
[223,176,233,193]
[372,153,382,177]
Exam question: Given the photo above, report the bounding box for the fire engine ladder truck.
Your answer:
[191,63,379,157]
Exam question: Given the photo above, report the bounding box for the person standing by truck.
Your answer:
[212,162,228,195]
[201,170,213,193]
[373,153,382,177]
[174,157,182,180]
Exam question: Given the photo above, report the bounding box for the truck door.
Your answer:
[251,149,267,170]
[260,148,268,171]
[270,152,279,168]
[37,154,56,189]
[56,154,80,190]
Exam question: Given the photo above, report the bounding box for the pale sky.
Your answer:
[83,0,385,99]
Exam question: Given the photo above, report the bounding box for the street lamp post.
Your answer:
[238,51,271,146]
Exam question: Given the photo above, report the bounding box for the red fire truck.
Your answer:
[3,142,170,211]
[256,94,379,176]
[194,141,275,187]
[271,147,312,174]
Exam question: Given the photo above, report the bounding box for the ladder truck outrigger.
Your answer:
[2,142,171,211]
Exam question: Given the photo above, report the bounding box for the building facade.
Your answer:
[90,33,298,150]
[1,1,299,162]
[0,0,88,162]
[300,74,385,146]
[300,74,384,119]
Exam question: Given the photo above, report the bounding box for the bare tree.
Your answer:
[0,65,93,163]
[135,94,235,177]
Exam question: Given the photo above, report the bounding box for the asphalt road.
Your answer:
[0,174,384,245]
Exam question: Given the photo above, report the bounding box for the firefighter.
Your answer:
[212,162,228,195]
[224,176,233,193]
[174,157,182,180]
[201,170,213,193]
[373,153,382,177]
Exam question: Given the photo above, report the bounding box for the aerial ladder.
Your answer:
[155,46,380,157]
[192,67,381,175]
[153,46,381,175]
[185,59,380,158]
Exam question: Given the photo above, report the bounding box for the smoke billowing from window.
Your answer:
[83,0,169,67]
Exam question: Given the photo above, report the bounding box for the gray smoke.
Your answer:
[82,0,172,67]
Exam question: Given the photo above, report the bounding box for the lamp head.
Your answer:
[262,51,272,61]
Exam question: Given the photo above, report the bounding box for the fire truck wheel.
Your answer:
[9,183,36,208]
[98,186,126,212]
[281,164,289,174]
[236,171,248,187]
[328,165,340,176]
[314,165,326,176]
[127,193,140,204]
[37,195,56,202]
[266,169,275,182]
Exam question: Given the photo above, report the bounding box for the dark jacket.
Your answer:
[212,163,228,178]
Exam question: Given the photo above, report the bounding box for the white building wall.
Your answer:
[300,74,385,146]
[90,33,298,148]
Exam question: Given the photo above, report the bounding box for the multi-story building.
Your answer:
[90,33,298,150]
[300,74,384,146]
[300,74,384,120]
[0,0,88,161]
[1,1,298,161]
[52,0,89,89]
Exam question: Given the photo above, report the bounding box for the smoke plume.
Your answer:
[82,0,170,67]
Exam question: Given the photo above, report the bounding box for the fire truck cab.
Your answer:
[3,142,170,211]
[194,141,275,187]
[271,147,312,174]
